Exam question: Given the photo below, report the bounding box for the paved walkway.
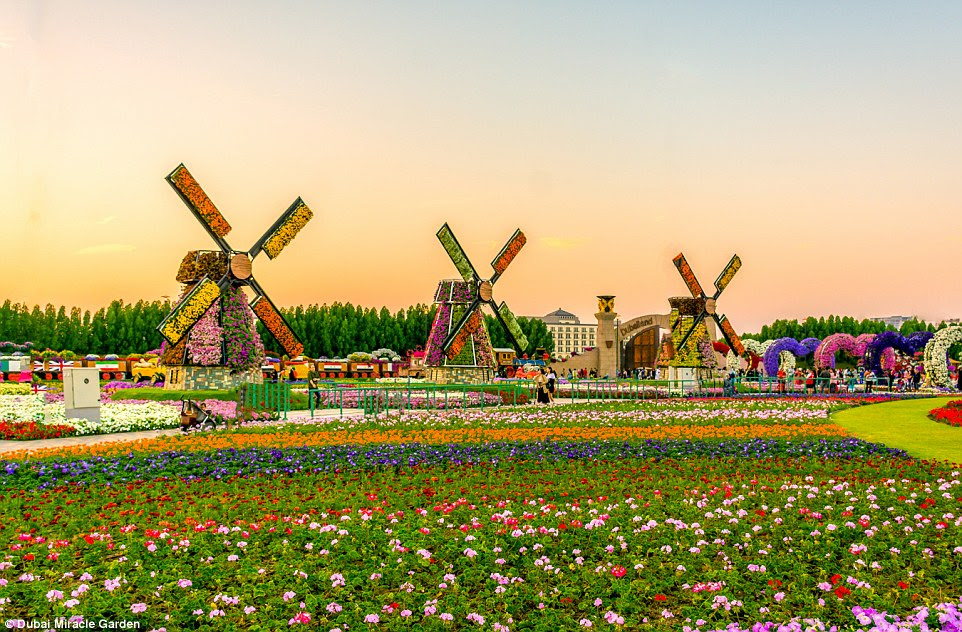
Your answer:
[0,408,364,457]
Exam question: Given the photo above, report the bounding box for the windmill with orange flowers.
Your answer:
[157,164,313,374]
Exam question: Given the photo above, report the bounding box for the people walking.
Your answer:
[307,370,321,409]
[546,366,557,403]
[534,367,550,404]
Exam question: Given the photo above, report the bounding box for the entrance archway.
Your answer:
[623,326,660,370]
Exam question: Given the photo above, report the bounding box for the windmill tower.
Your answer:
[157,164,314,389]
[667,253,745,384]
[423,224,529,384]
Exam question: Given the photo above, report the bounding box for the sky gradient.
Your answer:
[2,1,961,333]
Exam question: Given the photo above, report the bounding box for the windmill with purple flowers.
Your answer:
[157,164,314,385]
[423,223,529,383]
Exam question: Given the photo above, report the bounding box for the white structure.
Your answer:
[870,315,915,329]
[536,308,597,359]
[63,367,101,423]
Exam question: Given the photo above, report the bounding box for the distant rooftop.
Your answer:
[542,308,580,325]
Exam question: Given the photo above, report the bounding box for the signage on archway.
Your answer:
[618,314,670,340]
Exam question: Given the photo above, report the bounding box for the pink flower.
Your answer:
[131,603,147,613]
[327,602,343,614]
[364,614,380,624]
[283,591,296,602]
[288,612,311,625]
[177,579,192,589]
[604,611,624,625]
[774,592,786,602]
[610,566,627,578]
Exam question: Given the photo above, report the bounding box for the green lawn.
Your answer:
[832,397,962,464]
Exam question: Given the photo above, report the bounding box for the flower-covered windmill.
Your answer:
[668,253,745,367]
[423,224,528,380]
[157,164,313,371]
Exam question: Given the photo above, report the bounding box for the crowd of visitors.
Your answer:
[746,365,927,394]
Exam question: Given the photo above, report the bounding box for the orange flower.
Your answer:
[3,422,849,462]
[252,299,303,357]
[169,165,232,238]
[492,231,526,274]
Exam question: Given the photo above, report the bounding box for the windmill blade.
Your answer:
[249,198,314,260]
[166,164,233,251]
[441,298,483,358]
[436,223,479,283]
[674,311,707,354]
[248,283,304,358]
[492,301,529,355]
[713,254,742,298]
[156,277,222,346]
[489,229,527,283]
[713,314,746,357]
[672,253,706,298]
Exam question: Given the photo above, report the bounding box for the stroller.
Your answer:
[180,398,216,433]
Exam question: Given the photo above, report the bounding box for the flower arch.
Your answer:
[726,339,769,373]
[923,326,962,387]
[814,333,870,370]
[864,331,932,376]
[762,337,820,376]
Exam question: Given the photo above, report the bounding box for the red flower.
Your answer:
[898,581,909,589]
[654,594,667,601]
[830,574,843,585]
[23,553,34,561]
[610,566,627,578]
[834,586,851,599]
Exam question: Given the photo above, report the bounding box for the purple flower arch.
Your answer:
[864,331,933,375]
[762,337,821,376]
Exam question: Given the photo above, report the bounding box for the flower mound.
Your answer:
[929,399,962,427]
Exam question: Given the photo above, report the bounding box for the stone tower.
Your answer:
[595,295,619,378]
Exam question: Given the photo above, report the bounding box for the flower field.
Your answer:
[0,386,274,440]
[0,398,960,631]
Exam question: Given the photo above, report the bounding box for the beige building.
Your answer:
[536,308,597,359]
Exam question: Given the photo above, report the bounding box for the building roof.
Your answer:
[541,308,580,324]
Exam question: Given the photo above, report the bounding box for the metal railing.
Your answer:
[294,374,919,418]
[244,381,291,419]
[307,381,532,417]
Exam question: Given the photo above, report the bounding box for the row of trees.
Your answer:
[744,316,942,342]
[263,303,554,359]
[0,300,170,356]
[0,299,555,359]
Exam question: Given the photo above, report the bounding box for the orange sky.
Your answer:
[2,1,961,333]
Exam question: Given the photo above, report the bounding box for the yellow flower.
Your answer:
[160,280,221,344]
[263,203,313,259]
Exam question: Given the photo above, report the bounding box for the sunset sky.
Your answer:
[2,1,961,333]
